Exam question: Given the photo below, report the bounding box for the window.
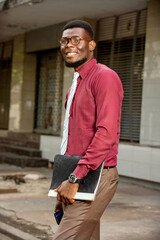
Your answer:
[97,10,146,142]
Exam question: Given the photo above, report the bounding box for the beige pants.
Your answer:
[52,167,119,240]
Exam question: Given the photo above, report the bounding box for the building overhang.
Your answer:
[0,0,149,42]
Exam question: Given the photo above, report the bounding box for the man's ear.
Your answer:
[89,40,96,51]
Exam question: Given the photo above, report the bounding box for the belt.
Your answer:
[104,165,116,169]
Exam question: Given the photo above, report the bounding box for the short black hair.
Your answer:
[62,20,94,39]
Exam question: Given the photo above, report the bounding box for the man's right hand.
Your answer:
[55,200,63,212]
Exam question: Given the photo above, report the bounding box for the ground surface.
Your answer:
[0,164,160,240]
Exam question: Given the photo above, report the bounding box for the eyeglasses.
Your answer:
[59,36,90,47]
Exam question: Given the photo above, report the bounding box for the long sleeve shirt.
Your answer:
[64,58,124,179]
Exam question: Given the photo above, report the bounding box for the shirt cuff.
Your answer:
[73,164,90,179]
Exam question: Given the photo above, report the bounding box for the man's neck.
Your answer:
[74,57,93,71]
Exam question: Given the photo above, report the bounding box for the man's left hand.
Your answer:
[55,180,79,204]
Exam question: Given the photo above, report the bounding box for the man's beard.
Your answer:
[65,58,87,68]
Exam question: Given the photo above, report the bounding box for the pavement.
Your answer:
[0,163,160,240]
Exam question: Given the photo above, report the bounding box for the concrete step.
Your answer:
[0,152,48,168]
[0,233,13,240]
[0,137,40,149]
[0,143,41,157]
[0,222,40,240]
[8,132,40,142]
[0,208,53,240]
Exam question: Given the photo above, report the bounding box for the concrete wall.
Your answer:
[60,65,74,135]
[9,34,37,132]
[118,143,160,182]
[25,22,65,53]
[40,134,160,183]
[140,0,160,146]
[25,18,97,53]
[40,135,61,161]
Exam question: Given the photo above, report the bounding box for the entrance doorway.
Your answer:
[0,41,12,129]
[35,49,63,135]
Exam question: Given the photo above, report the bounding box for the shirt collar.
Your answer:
[77,58,97,79]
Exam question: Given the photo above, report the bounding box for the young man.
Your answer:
[53,20,123,240]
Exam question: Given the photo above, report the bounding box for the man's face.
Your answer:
[60,27,95,70]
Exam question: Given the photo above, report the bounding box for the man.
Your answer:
[53,20,123,240]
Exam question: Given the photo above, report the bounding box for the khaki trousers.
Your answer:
[52,167,119,240]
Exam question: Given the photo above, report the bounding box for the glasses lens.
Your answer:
[60,38,68,46]
[60,36,81,46]
[71,36,81,45]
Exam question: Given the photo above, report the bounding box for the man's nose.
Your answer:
[66,39,74,47]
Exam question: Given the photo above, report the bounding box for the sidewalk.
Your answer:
[0,163,160,240]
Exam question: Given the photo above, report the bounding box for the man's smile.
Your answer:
[66,52,77,57]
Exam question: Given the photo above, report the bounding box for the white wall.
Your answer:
[40,135,160,183]
[140,0,160,146]
[40,135,61,162]
[118,143,160,182]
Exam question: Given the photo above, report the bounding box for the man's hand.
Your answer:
[55,200,63,212]
[55,180,79,204]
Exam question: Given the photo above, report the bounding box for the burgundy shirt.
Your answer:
[64,59,123,179]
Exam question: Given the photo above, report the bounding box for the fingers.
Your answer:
[55,181,77,204]
[57,193,75,204]
[70,198,75,204]
[55,206,63,212]
[54,186,60,192]
[57,193,61,202]
[60,195,74,204]
[55,201,63,212]
[61,196,67,204]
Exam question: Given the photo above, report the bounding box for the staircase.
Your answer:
[0,132,48,168]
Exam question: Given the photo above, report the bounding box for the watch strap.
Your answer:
[68,173,82,184]
[75,178,82,184]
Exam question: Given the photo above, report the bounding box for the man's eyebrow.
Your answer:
[62,35,81,38]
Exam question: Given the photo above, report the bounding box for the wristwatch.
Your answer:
[68,173,82,184]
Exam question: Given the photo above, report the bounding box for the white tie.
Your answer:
[60,71,79,155]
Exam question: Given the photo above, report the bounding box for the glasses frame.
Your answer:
[59,36,91,47]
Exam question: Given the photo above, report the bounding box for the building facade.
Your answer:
[0,0,160,183]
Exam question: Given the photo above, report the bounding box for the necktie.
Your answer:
[60,71,79,155]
